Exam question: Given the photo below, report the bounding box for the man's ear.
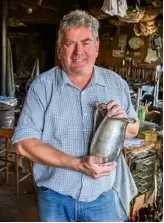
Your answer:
[96,39,100,52]
[57,44,61,59]
[95,38,100,58]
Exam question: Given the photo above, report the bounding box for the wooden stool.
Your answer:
[0,128,36,200]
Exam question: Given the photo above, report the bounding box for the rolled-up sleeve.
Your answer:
[12,77,47,144]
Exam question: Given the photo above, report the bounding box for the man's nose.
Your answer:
[74,43,83,54]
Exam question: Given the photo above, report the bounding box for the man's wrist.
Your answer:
[72,157,81,172]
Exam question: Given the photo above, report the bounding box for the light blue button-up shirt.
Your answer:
[12,65,138,220]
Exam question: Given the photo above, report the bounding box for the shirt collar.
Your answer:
[61,69,73,85]
[58,65,106,88]
[90,65,106,87]
[57,66,73,87]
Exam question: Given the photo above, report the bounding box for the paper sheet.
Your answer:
[124,138,145,147]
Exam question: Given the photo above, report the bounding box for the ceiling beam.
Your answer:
[8,12,62,24]
[9,0,59,12]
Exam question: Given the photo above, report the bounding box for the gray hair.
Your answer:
[57,10,100,45]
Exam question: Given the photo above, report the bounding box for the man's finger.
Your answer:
[101,161,117,167]
[112,109,127,118]
[98,161,117,173]
[106,100,116,110]
[107,106,122,117]
[90,156,108,164]
[93,162,117,179]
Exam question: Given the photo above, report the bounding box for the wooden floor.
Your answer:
[0,172,39,222]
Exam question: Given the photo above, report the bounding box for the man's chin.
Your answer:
[70,66,90,75]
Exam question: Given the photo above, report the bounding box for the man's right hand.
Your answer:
[15,139,117,178]
[76,156,117,179]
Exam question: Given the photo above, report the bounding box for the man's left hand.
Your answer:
[106,100,127,118]
[96,100,127,118]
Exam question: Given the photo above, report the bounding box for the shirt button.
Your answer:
[84,113,87,116]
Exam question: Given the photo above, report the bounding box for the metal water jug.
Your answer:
[90,103,136,161]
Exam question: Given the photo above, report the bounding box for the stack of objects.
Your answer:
[118,6,162,36]
[128,150,156,196]
[134,7,159,36]
[130,145,163,222]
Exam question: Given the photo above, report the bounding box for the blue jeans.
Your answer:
[37,186,121,222]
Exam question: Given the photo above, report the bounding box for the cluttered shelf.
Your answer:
[123,121,163,222]
[105,64,162,83]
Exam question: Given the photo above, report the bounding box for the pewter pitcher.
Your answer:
[90,103,136,162]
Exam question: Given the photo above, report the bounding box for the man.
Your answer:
[12,10,139,222]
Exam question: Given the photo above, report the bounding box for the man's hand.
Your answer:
[95,100,139,139]
[77,155,117,179]
[96,100,127,118]
[106,100,127,118]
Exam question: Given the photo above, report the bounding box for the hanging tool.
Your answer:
[150,33,163,64]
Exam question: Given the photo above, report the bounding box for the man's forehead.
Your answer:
[64,27,93,35]
[62,28,95,41]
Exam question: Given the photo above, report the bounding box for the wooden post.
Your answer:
[0,0,7,96]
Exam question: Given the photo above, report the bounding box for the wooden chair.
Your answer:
[0,128,36,200]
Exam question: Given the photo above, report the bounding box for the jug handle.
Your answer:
[93,104,137,134]
[93,103,107,134]
[122,118,137,124]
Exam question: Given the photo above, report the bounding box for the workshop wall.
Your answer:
[96,22,162,69]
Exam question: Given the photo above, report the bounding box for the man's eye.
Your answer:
[83,42,90,46]
[65,42,74,47]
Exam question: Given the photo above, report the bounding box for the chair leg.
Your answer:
[5,139,9,183]
[28,159,36,193]
[15,152,19,201]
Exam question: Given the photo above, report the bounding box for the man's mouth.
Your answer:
[72,58,85,62]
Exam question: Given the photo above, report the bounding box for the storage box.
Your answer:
[138,130,157,142]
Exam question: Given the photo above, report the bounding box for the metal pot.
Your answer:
[90,103,136,161]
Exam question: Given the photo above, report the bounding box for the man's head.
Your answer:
[57,10,100,76]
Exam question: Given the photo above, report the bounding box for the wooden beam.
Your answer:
[8,14,61,24]
[8,7,63,20]
[9,0,59,12]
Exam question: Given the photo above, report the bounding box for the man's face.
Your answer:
[57,27,99,76]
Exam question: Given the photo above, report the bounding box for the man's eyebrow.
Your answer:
[63,38,93,44]
[82,38,92,42]
[63,39,76,43]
